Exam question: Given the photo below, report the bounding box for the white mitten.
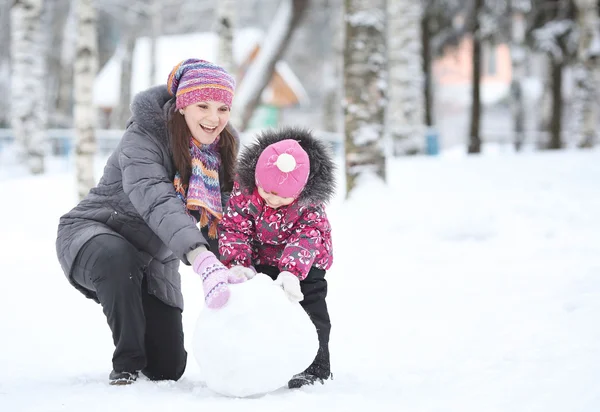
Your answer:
[274,271,304,303]
[228,265,256,284]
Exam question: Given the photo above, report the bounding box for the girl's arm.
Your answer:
[279,205,331,280]
[218,182,256,268]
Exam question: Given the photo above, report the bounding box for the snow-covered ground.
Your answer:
[1,147,600,411]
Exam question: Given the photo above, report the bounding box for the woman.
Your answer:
[55,59,244,385]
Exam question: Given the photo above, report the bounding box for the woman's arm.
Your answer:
[119,124,208,264]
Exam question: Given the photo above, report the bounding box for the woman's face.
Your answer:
[257,186,295,209]
[180,100,231,145]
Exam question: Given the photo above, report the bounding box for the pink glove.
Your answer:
[192,251,232,309]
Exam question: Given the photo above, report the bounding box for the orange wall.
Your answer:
[433,36,512,86]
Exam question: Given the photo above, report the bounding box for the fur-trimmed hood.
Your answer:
[129,85,174,140]
[236,127,336,205]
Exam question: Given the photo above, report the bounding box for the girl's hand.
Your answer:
[228,265,256,284]
[274,271,304,303]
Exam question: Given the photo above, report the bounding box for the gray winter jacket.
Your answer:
[56,85,230,310]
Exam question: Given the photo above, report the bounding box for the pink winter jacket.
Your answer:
[218,182,333,280]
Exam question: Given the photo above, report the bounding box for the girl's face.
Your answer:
[257,186,295,209]
[180,101,231,145]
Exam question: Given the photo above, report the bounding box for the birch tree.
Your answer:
[216,0,235,74]
[387,0,424,155]
[231,0,310,131]
[45,0,71,127]
[572,0,600,148]
[74,0,98,199]
[530,0,576,150]
[468,0,483,154]
[322,0,343,133]
[0,0,11,127]
[110,2,145,129]
[343,0,387,195]
[509,0,531,151]
[149,0,162,87]
[55,6,77,126]
[11,0,47,174]
[422,0,466,129]
[111,34,137,128]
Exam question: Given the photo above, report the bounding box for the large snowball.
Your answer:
[193,273,319,397]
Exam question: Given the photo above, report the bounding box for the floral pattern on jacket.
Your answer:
[219,182,333,280]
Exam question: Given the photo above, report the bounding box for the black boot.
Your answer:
[109,370,138,385]
[288,372,332,389]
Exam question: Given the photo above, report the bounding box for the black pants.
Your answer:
[71,234,187,380]
[255,265,331,379]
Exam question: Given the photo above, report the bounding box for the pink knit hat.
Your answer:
[255,139,310,199]
[167,58,235,110]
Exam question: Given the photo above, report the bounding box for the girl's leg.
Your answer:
[298,267,331,380]
[141,277,187,381]
[255,265,332,380]
[71,234,146,375]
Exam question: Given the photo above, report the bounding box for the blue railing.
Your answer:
[0,129,125,156]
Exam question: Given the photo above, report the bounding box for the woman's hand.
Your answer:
[192,251,234,309]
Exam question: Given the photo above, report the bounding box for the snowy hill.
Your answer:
[1,148,600,411]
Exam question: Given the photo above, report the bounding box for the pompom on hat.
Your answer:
[255,139,310,199]
[167,58,236,110]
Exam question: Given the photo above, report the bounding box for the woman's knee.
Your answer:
[81,235,142,283]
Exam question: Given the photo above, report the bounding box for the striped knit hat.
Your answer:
[167,59,236,110]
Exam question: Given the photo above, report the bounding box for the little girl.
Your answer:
[218,127,336,389]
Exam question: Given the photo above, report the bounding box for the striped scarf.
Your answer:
[174,137,222,238]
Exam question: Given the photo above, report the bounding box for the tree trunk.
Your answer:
[421,13,433,127]
[55,6,77,127]
[510,8,527,151]
[343,0,387,196]
[468,0,482,154]
[149,0,162,86]
[97,10,120,73]
[0,1,12,128]
[322,0,343,132]
[111,34,136,129]
[11,0,47,174]
[74,0,99,200]
[45,0,71,127]
[387,0,424,156]
[0,0,11,127]
[573,0,600,148]
[548,58,563,150]
[216,0,235,74]
[322,61,340,132]
[537,53,552,149]
[231,0,310,131]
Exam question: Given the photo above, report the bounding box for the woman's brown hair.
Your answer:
[168,108,238,193]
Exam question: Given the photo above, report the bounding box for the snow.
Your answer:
[2,147,600,411]
[533,20,576,62]
[193,274,318,398]
[346,9,386,31]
